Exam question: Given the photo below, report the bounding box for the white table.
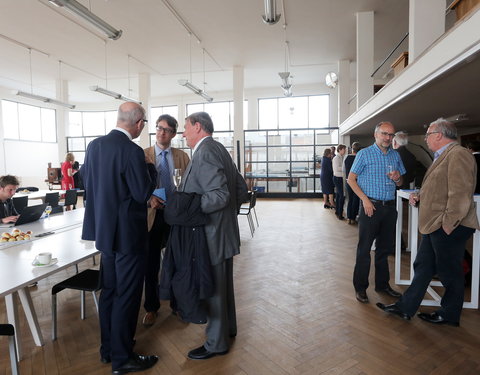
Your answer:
[395,190,480,309]
[0,210,98,359]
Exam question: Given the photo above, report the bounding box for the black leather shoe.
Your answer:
[112,353,158,374]
[101,356,111,364]
[187,345,228,360]
[417,312,459,327]
[376,303,411,320]
[355,291,369,303]
[375,286,402,298]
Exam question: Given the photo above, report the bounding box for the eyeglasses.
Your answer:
[137,118,148,124]
[424,131,440,139]
[379,131,395,138]
[156,126,175,134]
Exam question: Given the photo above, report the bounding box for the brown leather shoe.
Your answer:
[142,312,157,327]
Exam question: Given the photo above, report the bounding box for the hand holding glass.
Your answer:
[386,165,394,185]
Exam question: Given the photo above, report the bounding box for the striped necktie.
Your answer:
[159,150,172,197]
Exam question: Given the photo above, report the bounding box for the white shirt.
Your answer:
[114,127,132,140]
[332,154,344,177]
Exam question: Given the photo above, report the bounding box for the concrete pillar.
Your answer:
[233,65,244,172]
[56,79,68,162]
[138,72,150,148]
[356,11,374,108]
[337,59,350,125]
[409,0,445,62]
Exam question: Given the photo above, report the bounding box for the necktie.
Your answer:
[159,150,172,198]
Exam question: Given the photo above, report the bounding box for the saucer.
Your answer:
[32,258,58,268]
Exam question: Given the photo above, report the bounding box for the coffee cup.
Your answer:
[35,252,52,265]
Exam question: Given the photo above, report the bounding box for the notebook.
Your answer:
[0,203,47,227]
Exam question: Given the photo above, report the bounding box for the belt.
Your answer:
[368,198,395,207]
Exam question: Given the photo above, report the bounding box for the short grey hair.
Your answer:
[430,117,457,140]
[374,121,393,133]
[118,105,145,128]
[393,131,408,146]
[186,112,214,134]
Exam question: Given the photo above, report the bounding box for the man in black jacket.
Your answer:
[393,132,416,190]
[0,175,20,224]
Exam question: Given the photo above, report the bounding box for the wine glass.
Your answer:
[173,169,182,189]
[386,165,394,185]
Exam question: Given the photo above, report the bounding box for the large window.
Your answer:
[149,105,179,133]
[1,100,57,142]
[67,110,117,163]
[186,100,248,130]
[258,95,329,130]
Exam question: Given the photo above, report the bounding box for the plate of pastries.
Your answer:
[1,229,33,242]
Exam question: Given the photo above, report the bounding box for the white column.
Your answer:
[337,59,350,125]
[56,79,68,163]
[0,103,5,175]
[409,0,445,63]
[138,72,150,148]
[233,65,244,172]
[356,11,374,108]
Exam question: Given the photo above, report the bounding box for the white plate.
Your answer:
[32,258,58,268]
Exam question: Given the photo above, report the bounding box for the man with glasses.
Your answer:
[378,118,479,326]
[0,175,20,224]
[142,114,190,327]
[81,102,158,374]
[347,121,406,303]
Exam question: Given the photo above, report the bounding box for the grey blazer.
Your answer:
[180,137,248,265]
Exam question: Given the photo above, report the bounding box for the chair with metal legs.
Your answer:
[51,267,101,340]
[0,324,19,375]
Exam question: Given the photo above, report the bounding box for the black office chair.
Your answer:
[51,268,101,340]
[12,196,28,214]
[50,206,64,215]
[60,189,78,210]
[45,192,60,207]
[0,324,19,375]
[239,190,258,237]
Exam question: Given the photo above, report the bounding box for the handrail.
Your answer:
[371,32,409,78]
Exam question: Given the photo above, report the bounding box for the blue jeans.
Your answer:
[333,176,344,218]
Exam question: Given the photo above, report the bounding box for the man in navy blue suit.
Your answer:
[81,102,158,374]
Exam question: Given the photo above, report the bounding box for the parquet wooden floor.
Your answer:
[1,199,480,374]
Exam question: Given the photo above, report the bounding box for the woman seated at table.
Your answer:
[61,153,76,191]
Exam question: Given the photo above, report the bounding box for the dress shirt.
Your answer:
[350,143,406,201]
[434,141,456,161]
[332,154,344,177]
[0,199,18,221]
[193,136,211,155]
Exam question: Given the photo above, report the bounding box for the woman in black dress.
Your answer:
[320,148,335,209]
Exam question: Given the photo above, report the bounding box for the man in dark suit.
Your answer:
[393,131,416,190]
[180,112,248,360]
[81,102,158,374]
[142,114,190,327]
[378,118,479,326]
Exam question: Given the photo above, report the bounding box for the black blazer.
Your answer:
[80,130,156,253]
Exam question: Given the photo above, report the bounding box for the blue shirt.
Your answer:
[350,143,406,201]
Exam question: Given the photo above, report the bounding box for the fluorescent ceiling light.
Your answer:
[262,0,281,25]
[49,0,122,40]
[15,90,75,109]
[178,79,213,102]
[90,86,141,104]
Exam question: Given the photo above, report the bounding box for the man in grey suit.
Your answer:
[180,112,248,360]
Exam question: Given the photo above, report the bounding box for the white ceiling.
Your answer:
[0,0,411,104]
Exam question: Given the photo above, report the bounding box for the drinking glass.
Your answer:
[386,165,394,185]
[173,169,182,189]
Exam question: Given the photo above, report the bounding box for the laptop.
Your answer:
[0,203,47,227]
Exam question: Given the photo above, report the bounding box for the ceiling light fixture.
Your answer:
[279,72,292,97]
[445,113,469,122]
[15,90,76,109]
[262,0,281,25]
[48,0,122,40]
[90,85,141,104]
[178,37,213,102]
[178,79,213,102]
